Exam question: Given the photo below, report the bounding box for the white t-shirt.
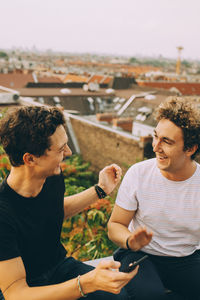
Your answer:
[116,158,200,257]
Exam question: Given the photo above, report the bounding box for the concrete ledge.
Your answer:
[85,256,113,267]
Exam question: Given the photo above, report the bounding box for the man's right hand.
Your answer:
[127,226,153,251]
[80,260,138,295]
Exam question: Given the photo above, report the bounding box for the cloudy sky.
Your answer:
[1,0,200,59]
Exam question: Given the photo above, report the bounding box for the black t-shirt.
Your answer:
[0,173,67,281]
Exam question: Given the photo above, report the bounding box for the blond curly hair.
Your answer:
[154,97,200,159]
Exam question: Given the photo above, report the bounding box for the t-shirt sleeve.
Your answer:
[0,204,20,261]
[116,164,139,211]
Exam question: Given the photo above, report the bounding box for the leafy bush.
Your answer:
[60,155,118,261]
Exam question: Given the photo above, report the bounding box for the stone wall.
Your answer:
[69,116,144,175]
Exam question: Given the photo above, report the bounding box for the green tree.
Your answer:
[0,51,8,58]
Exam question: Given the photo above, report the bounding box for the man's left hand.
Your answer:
[98,164,122,195]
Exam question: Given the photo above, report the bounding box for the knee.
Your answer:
[126,286,166,300]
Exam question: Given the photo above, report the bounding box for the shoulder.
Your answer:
[46,172,64,185]
[0,181,12,213]
[195,161,200,172]
[126,158,156,177]
[45,172,65,195]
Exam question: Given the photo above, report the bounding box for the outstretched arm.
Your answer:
[64,164,122,218]
[0,256,138,300]
[108,204,153,251]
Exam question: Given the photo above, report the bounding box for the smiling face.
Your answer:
[152,119,196,180]
[34,125,72,178]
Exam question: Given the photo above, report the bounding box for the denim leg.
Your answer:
[152,250,200,300]
[123,253,167,300]
[114,249,168,300]
[45,256,129,300]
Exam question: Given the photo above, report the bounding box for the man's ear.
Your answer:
[23,153,36,166]
[186,144,198,157]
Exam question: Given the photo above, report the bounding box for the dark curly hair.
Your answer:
[0,106,66,166]
[154,97,200,159]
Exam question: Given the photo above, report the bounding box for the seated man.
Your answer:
[108,97,200,300]
[0,106,138,300]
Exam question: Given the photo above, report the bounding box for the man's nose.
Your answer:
[64,145,72,157]
[153,139,162,152]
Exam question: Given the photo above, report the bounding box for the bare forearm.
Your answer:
[64,187,98,218]
[108,221,131,249]
[6,277,82,300]
[108,221,153,252]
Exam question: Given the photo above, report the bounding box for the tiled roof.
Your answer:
[63,74,88,83]
[37,76,62,83]
[67,61,159,76]
[137,81,200,95]
[0,73,34,89]
[0,73,63,88]
[88,75,112,84]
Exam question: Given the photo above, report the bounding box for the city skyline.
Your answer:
[1,0,200,60]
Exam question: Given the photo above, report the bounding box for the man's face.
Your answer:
[34,125,72,178]
[152,119,190,179]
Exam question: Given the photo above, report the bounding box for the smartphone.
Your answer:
[121,255,148,273]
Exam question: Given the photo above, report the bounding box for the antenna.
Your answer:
[176,46,183,75]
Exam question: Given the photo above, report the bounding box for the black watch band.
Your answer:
[126,236,131,250]
[94,184,107,199]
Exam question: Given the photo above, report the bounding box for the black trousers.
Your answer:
[0,256,127,299]
[114,248,200,300]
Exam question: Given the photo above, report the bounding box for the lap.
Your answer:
[114,249,167,300]
[153,250,200,300]
[114,248,200,300]
[30,256,128,300]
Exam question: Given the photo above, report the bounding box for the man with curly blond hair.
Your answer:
[108,98,200,300]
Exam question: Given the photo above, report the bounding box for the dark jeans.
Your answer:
[114,248,200,300]
[0,256,128,299]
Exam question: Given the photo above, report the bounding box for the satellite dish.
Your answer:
[83,84,89,91]
[114,103,121,111]
[88,82,99,92]
[106,88,115,94]
[87,97,95,111]
[53,97,60,104]
[144,95,156,100]
[113,97,120,103]
[60,88,71,94]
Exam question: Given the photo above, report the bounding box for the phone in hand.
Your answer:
[121,255,148,273]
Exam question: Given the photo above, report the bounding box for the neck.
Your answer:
[7,166,46,198]
[160,160,197,181]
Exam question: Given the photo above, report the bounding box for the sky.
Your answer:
[1,0,200,60]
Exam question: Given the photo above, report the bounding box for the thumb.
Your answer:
[96,260,121,270]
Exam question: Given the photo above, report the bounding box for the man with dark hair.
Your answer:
[108,97,200,300]
[0,106,138,300]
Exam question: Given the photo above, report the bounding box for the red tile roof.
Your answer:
[137,81,200,95]
[0,73,34,89]
[63,74,88,83]
[88,75,112,84]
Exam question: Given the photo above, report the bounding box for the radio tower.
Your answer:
[176,46,183,75]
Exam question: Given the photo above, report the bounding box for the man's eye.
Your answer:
[164,140,171,145]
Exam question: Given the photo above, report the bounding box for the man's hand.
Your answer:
[81,260,138,295]
[128,226,153,251]
[98,164,122,195]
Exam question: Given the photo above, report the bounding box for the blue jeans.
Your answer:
[0,256,128,299]
[114,248,200,300]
